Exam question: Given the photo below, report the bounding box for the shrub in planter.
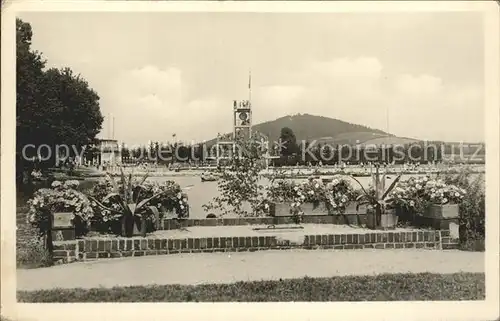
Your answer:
[387,182,418,225]
[87,169,189,237]
[26,180,94,238]
[443,170,484,248]
[352,167,402,229]
[421,179,465,219]
[265,177,356,224]
[324,178,356,215]
[387,176,466,227]
[265,180,302,221]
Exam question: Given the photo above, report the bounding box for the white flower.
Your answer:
[180,205,185,210]
[294,186,299,191]
[416,184,422,190]
[332,203,337,208]
[183,198,187,202]
[51,181,62,188]
[442,198,448,203]
[423,176,428,182]
[177,192,182,199]
[314,184,319,189]
[341,197,347,202]
[264,203,269,209]
[308,190,314,195]
[332,179,339,185]
[409,200,415,206]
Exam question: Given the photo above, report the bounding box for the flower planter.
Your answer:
[300,202,329,216]
[51,212,76,241]
[366,208,398,230]
[425,204,459,219]
[395,206,416,224]
[271,203,292,217]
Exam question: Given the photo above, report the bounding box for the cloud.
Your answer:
[253,56,483,142]
[105,65,227,145]
[101,58,483,145]
[395,74,443,95]
[310,57,383,83]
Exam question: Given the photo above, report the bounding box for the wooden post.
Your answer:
[46,213,54,259]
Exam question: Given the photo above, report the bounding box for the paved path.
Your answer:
[17,249,484,291]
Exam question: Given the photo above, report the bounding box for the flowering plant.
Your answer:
[422,178,466,205]
[26,180,94,235]
[141,180,189,218]
[324,178,355,214]
[266,177,355,215]
[387,176,466,215]
[389,176,466,221]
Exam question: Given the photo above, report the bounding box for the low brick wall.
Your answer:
[52,229,458,264]
[160,214,368,230]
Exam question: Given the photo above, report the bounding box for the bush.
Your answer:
[17,236,52,269]
[87,173,189,236]
[26,180,94,238]
[17,272,484,302]
[442,170,485,248]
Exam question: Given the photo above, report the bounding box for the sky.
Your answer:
[18,11,484,145]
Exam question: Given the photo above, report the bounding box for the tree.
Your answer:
[203,134,267,217]
[279,127,299,166]
[16,18,46,184]
[16,18,104,186]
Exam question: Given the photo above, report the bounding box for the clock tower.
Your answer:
[233,99,252,141]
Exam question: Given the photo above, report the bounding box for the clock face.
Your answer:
[239,112,248,121]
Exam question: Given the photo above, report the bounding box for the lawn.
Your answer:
[17,272,485,302]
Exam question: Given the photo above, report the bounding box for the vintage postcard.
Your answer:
[1,1,499,320]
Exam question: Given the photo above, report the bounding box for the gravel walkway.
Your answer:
[17,249,484,291]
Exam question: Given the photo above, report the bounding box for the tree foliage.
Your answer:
[16,18,104,181]
[203,134,268,217]
[279,127,299,157]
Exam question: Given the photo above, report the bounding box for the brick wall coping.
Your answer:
[160,214,369,230]
[52,229,459,264]
[85,224,427,240]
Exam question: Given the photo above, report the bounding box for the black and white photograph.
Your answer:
[1,1,499,319]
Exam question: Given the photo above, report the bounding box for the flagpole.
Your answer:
[248,70,252,103]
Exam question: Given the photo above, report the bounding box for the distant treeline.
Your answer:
[118,141,485,166]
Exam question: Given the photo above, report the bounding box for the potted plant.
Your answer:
[324,177,355,215]
[421,178,465,219]
[266,180,296,217]
[386,180,419,225]
[88,169,168,237]
[26,180,94,254]
[352,166,402,229]
[299,180,330,215]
